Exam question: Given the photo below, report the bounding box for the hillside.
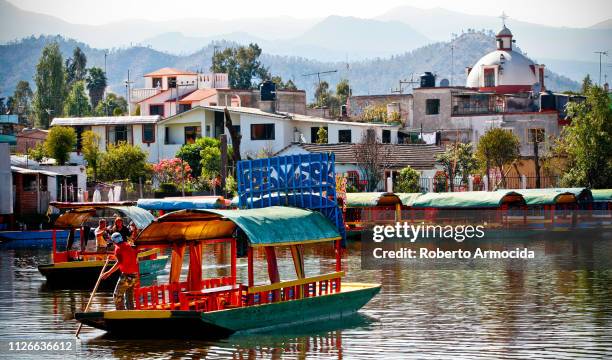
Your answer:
[0,33,580,102]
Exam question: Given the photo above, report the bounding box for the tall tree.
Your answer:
[314,81,330,108]
[558,86,612,188]
[81,130,101,181]
[10,81,33,125]
[581,74,593,94]
[33,43,66,129]
[475,128,521,189]
[355,129,393,192]
[44,126,76,165]
[211,43,270,89]
[63,81,91,117]
[94,93,127,116]
[86,67,107,109]
[98,142,152,183]
[436,142,477,191]
[336,79,351,105]
[65,47,87,85]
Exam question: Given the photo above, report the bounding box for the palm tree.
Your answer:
[86,67,107,109]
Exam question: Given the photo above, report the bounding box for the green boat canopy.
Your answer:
[344,192,401,207]
[591,189,612,202]
[499,188,591,205]
[52,204,155,229]
[395,193,423,207]
[411,191,524,208]
[135,206,341,247]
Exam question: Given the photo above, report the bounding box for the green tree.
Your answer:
[396,166,421,193]
[284,79,297,91]
[316,126,328,144]
[581,74,593,94]
[98,142,152,182]
[361,105,388,123]
[33,43,66,128]
[10,81,33,125]
[176,137,222,178]
[81,130,101,181]
[86,67,107,109]
[65,47,87,85]
[63,81,91,116]
[475,128,521,188]
[436,142,477,191]
[211,43,270,89]
[94,93,127,116]
[44,126,76,165]
[558,86,612,188]
[336,79,350,105]
[27,142,46,162]
[314,81,330,108]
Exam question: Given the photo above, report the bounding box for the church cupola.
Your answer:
[496,25,513,50]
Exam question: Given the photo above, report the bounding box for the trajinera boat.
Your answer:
[38,202,168,288]
[75,206,381,337]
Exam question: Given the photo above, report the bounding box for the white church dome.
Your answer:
[466,50,538,88]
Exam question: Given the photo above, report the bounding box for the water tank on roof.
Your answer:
[260,80,276,101]
[439,78,450,87]
[420,72,436,88]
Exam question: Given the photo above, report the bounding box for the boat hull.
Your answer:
[38,256,168,289]
[75,282,381,338]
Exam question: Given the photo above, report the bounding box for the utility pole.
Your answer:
[124,70,134,115]
[594,51,608,86]
[450,43,454,86]
[104,51,108,115]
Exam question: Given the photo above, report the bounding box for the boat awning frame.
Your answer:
[135,206,341,247]
[52,203,155,229]
[344,192,401,207]
[137,197,230,211]
[411,191,525,208]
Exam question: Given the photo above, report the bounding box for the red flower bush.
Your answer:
[153,158,192,185]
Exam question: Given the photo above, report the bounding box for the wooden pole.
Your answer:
[220,134,228,196]
[75,256,111,338]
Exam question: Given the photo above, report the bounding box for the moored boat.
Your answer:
[75,206,381,337]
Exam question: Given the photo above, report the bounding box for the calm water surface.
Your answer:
[1,240,612,359]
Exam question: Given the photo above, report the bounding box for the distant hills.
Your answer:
[0,32,580,101]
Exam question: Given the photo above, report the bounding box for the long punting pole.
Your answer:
[247,247,254,305]
[75,256,111,338]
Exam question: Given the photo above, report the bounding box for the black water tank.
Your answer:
[540,93,556,111]
[260,80,276,101]
[420,72,436,88]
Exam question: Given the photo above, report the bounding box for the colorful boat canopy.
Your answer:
[137,197,229,211]
[135,206,341,247]
[345,192,401,207]
[411,191,524,208]
[52,204,155,229]
[591,189,612,202]
[395,193,423,207]
[500,188,591,205]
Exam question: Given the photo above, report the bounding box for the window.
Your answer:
[142,124,155,143]
[232,125,241,135]
[382,129,391,144]
[311,126,328,143]
[149,104,164,116]
[251,124,275,140]
[107,125,132,145]
[152,77,162,88]
[74,126,91,152]
[205,125,211,137]
[164,127,170,145]
[484,68,495,87]
[178,104,191,113]
[425,99,440,115]
[527,128,545,143]
[338,130,352,143]
[184,126,201,144]
[168,77,177,88]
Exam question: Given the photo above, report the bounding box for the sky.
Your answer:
[8,0,612,28]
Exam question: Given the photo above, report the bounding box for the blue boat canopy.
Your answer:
[137,197,228,211]
[52,204,155,229]
[135,206,341,247]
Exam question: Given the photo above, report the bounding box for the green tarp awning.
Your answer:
[411,191,523,208]
[500,188,591,205]
[345,192,400,207]
[136,206,341,247]
[395,193,423,207]
[592,189,612,202]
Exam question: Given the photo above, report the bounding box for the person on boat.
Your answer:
[128,221,138,244]
[94,219,111,252]
[109,216,131,242]
[101,232,139,310]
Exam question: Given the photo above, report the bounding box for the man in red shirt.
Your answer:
[101,232,139,310]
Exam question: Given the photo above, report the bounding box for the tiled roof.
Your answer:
[144,67,197,77]
[276,143,443,170]
[179,89,218,103]
[51,116,161,126]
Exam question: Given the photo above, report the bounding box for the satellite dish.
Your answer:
[440,78,450,87]
[531,82,541,94]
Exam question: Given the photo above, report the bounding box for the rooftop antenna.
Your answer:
[124,70,134,115]
[594,51,608,86]
[391,74,419,94]
[451,43,454,86]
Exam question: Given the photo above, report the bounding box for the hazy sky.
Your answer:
[9,0,612,28]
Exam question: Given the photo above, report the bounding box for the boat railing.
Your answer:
[246,271,344,306]
[134,276,234,310]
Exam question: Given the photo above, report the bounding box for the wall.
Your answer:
[347,94,412,125]
[412,88,454,131]
[0,143,12,215]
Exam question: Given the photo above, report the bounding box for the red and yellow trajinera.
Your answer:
[75,206,380,337]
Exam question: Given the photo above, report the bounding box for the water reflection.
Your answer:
[1,242,612,358]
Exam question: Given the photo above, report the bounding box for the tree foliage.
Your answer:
[271,75,297,90]
[65,46,87,86]
[436,142,477,191]
[396,166,421,193]
[44,126,76,165]
[94,93,127,116]
[33,43,66,128]
[176,137,222,178]
[557,86,612,188]
[581,74,593,94]
[81,130,101,180]
[211,43,269,89]
[354,129,393,191]
[98,142,152,183]
[63,81,91,116]
[86,67,107,109]
[361,105,388,123]
[336,79,350,106]
[316,126,328,144]
[475,128,521,188]
[10,80,33,125]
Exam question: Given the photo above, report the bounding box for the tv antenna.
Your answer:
[594,51,608,86]
[303,70,338,104]
[391,74,419,94]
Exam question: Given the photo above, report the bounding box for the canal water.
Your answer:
[1,240,612,359]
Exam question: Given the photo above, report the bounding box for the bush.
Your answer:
[45,126,77,165]
[396,166,421,193]
[98,142,152,182]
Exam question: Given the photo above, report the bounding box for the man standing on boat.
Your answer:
[94,219,111,252]
[109,217,131,242]
[101,232,139,310]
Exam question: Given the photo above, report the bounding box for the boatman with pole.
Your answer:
[101,232,139,310]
